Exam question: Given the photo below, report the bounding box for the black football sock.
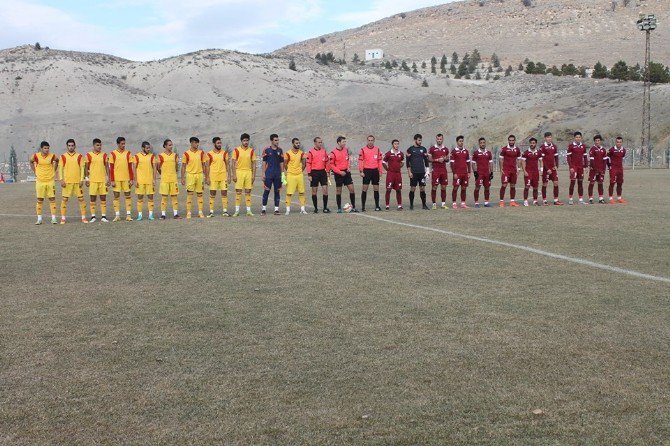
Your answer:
[420,191,426,206]
[336,194,342,209]
[312,194,318,209]
[373,191,379,207]
[350,192,356,208]
[323,195,328,209]
[361,191,367,209]
[409,191,415,206]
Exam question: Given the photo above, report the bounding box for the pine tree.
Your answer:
[609,61,628,81]
[491,53,500,68]
[288,60,297,71]
[412,62,418,73]
[592,61,608,79]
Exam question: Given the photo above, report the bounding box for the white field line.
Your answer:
[353,212,670,285]
[4,195,669,284]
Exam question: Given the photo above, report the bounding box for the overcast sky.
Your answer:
[0,0,455,60]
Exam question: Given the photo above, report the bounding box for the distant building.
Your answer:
[365,49,384,61]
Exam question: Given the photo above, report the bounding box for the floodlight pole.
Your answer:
[641,29,651,165]
[638,14,656,166]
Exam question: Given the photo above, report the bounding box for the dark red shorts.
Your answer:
[432,170,448,186]
[385,172,403,190]
[501,170,518,185]
[589,169,605,183]
[570,167,585,181]
[524,173,539,189]
[453,174,469,187]
[542,168,559,183]
[610,169,624,184]
[475,175,491,188]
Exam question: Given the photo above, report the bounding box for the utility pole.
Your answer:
[637,14,657,166]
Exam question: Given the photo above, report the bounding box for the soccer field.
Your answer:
[1,170,669,445]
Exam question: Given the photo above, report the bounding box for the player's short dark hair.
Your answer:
[189,137,199,143]
[456,135,464,142]
[616,136,623,141]
[508,134,516,139]
[92,138,101,145]
[414,134,422,141]
[336,136,346,144]
[478,137,486,143]
[141,141,151,148]
[436,133,443,138]
[574,131,582,137]
[40,141,50,148]
[116,137,125,144]
[212,137,221,144]
[163,139,172,148]
[391,139,399,144]
[544,132,552,137]
[66,138,75,146]
[529,137,538,143]
[270,134,278,141]
[594,134,602,141]
[291,138,300,144]
[367,135,375,140]
[240,133,250,141]
[313,137,322,143]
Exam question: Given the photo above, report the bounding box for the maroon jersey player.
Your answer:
[499,134,521,207]
[382,139,405,210]
[471,137,493,208]
[540,132,563,206]
[588,135,609,204]
[428,133,449,209]
[521,137,542,206]
[449,135,471,209]
[566,131,589,205]
[608,136,627,204]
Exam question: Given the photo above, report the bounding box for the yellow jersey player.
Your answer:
[180,137,208,219]
[85,138,110,223]
[58,139,88,224]
[109,136,134,221]
[232,133,256,217]
[134,141,157,221]
[157,139,181,219]
[30,141,58,225]
[284,138,308,215]
[207,137,230,217]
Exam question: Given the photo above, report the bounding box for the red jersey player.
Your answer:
[449,136,471,209]
[521,137,542,206]
[307,137,331,213]
[471,137,494,207]
[499,135,521,207]
[540,132,563,205]
[608,136,627,204]
[588,135,609,204]
[358,135,383,212]
[330,136,358,213]
[566,131,589,205]
[382,139,405,210]
[428,133,449,209]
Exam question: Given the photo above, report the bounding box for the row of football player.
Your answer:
[29,132,626,224]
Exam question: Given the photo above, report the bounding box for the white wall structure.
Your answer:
[365,49,384,61]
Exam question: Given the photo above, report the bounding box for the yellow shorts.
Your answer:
[159,182,179,196]
[36,181,56,199]
[89,182,107,196]
[210,180,228,191]
[235,170,253,190]
[286,174,305,195]
[62,183,83,198]
[186,173,204,193]
[136,183,155,195]
[113,180,131,193]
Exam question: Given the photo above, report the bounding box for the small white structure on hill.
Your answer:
[365,49,384,61]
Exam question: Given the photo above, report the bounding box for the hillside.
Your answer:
[1,43,669,164]
[276,0,670,67]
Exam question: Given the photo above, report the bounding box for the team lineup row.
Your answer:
[29,132,628,224]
